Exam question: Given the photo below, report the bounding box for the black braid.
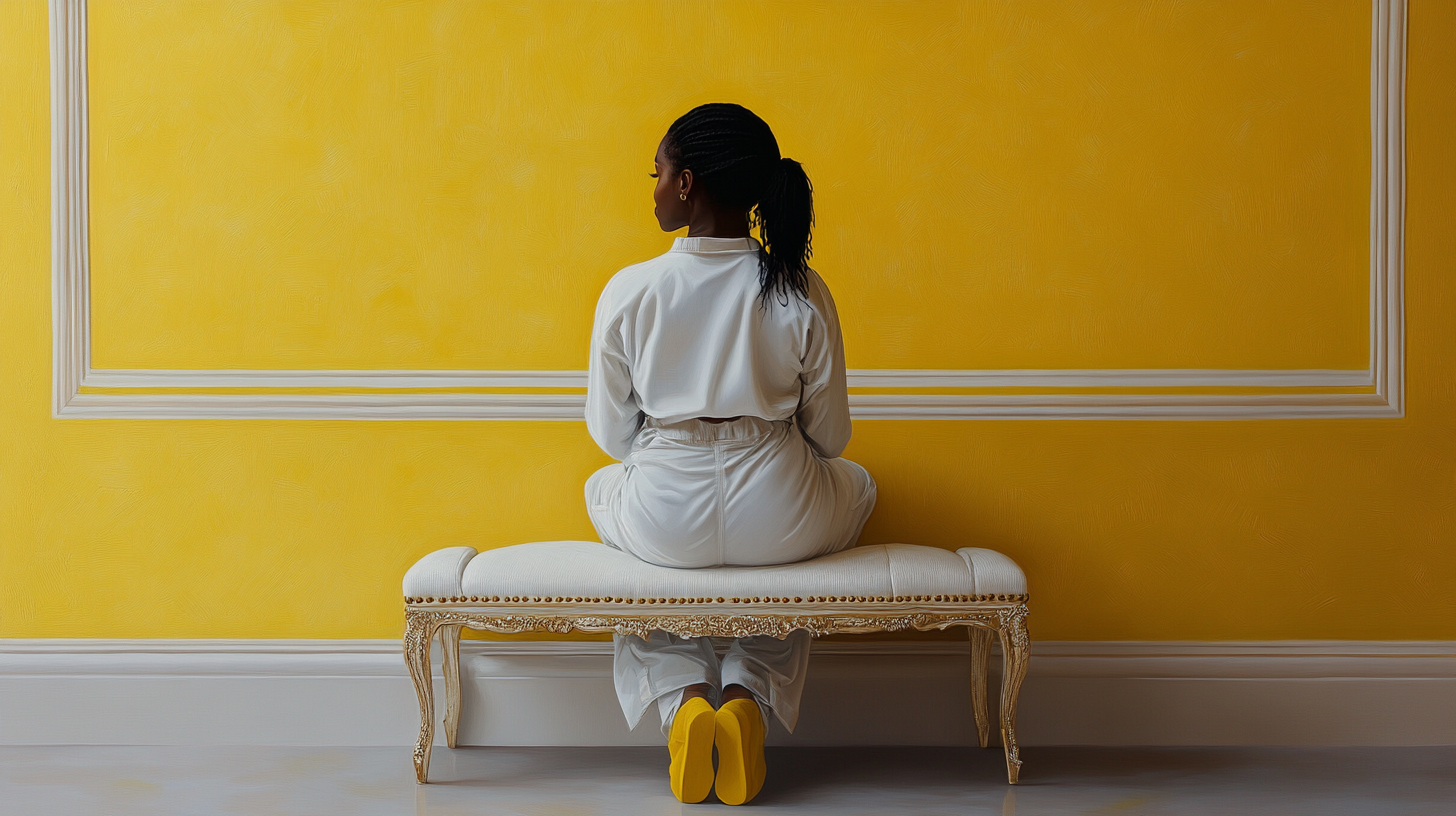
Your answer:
[664,103,815,305]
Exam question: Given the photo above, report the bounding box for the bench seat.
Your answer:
[402,541,1030,785]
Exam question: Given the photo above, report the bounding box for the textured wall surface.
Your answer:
[86,0,1370,371]
[1,0,1454,639]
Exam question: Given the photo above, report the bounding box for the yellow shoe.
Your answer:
[713,698,767,805]
[668,696,716,803]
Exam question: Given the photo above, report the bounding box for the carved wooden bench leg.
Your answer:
[441,624,463,749]
[996,606,1030,784]
[968,626,994,749]
[403,609,439,784]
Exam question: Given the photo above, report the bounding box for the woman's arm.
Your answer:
[795,275,852,459]
[586,291,644,460]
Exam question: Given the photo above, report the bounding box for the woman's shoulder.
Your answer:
[598,251,677,305]
[802,267,839,313]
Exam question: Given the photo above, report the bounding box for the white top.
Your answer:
[586,235,851,461]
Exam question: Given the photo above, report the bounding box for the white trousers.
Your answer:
[613,631,812,735]
[586,416,877,734]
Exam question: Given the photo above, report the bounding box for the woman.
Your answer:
[585,103,877,805]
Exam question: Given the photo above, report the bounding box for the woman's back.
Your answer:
[587,236,850,462]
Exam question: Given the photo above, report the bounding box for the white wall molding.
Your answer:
[49,0,89,417]
[55,389,1401,421]
[81,367,1374,392]
[4,638,1453,747]
[49,0,1406,421]
[1369,0,1408,417]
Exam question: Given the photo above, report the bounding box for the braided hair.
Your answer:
[663,103,815,305]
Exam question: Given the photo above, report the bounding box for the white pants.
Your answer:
[586,416,877,734]
[613,631,812,736]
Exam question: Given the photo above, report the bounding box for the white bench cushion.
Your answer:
[404,542,1025,602]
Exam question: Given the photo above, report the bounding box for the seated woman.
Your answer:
[584,103,877,805]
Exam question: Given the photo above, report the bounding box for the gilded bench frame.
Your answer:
[403,594,1030,785]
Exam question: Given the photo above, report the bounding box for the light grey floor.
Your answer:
[2,745,1454,815]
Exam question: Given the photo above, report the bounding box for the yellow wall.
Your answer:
[3,0,1455,640]
[87,0,1371,372]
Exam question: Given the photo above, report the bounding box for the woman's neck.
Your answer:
[685,206,751,239]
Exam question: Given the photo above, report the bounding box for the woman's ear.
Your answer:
[679,167,694,200]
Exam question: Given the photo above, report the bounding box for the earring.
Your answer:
[680,192,687,201]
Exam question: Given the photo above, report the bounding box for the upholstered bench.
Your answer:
[402,541,1030,784]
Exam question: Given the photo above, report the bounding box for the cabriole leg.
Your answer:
[968,626,994,748]
[441,624,463,749]
[404,609,439,784]
[996,606,1030,784]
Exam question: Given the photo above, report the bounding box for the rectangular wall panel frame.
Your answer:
[50,0,1407,421]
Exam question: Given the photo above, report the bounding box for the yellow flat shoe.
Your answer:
[713,698,767,805]
[668,696,717,803]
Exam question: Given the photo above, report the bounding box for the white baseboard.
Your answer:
[2,639,1453,747]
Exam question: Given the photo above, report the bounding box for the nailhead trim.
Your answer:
[405,593,1029,605]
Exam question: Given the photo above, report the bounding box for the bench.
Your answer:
[402,541,1030,784]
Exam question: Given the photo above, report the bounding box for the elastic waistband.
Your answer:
[642,415,787,445]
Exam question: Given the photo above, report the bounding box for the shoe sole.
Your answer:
[670,702,717,803]
[714,701,766,805]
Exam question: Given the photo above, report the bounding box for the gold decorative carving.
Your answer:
[402,609,438,785]
[996,604,1031,784]
[403,600,1030,785]
[440,624,462,749]
[968,627,994,749]
[406,608,1011,640]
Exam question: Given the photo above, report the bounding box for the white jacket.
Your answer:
[586,235,851,459]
